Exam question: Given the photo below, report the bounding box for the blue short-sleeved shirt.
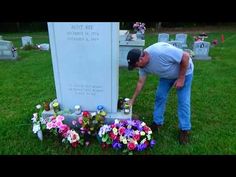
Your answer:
[139,42,194,79]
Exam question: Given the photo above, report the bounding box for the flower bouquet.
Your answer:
[98,119,156,155]
[72,110,106,146]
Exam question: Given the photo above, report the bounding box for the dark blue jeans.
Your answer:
[153,74,193,131]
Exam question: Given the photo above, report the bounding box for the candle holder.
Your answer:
[124,103,130,115]
[74,105,82,115]
[44,102,50,111]
[52,102,60,113]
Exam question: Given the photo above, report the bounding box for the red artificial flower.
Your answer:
[109,132,117,140]
[72,142,78,148]
[127,142,136,151]
[118,127,126,135]
[101,143,107,149]
[82,111,90,117]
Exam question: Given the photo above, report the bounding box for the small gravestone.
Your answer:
[0,40,18,60]
[21,36,32,47]
[192,41,211,60]
[158,33,169,42]
[175,33,188,48]
[168,40,182,49]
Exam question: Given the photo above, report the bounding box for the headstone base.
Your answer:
[42,107,132,126]
[192,56,212,60]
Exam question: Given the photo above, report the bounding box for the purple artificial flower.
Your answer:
[124,128,133,138]
[150,139,156,148]
[127,120,136,127]
[136,143,146,151]
[112,140,122,149]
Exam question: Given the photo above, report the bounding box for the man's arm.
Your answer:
[129,75,147,106]
[173,52,190,89]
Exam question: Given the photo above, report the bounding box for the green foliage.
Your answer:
[0,29,236,154]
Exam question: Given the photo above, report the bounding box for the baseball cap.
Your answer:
[127,48,143,70]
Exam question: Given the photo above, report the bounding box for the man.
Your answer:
[127,42,194,145]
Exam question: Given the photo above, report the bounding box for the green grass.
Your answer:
[0,29,236,155]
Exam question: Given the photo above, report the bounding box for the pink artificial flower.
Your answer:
[78,117,83,124]
[72,120,77,126]
[56,121,62,127]
[143,126,151,133]
[46,122,53,129]
[118,127,126,135]
[110,124,115,128]
[127,142,136,151]
[133,133,141,141]
[56,115,65,122]
[51,123,57,128]
[59,124,70,137]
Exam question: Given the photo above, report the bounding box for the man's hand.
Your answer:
[173,78,185,89]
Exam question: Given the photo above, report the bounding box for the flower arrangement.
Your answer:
[133,22,146,34]
[98,119,156,155]
[31,104,45,141]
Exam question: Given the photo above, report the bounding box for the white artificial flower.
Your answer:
[147,134,151,140]
[122,138,127,144]
[36,104,41,110]
[148,130,152,135]
[90,112,97,117]
[140,131,145,136]
[114,119,119,124]
[120,135,124,141]
[140,138,146,144]
[33,124,41,134]
[141,122,146,126]
[31,117,37,123]
[33,113,38,119]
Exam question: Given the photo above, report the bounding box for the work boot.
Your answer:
[150,122,162,134]
[179,130,190,145]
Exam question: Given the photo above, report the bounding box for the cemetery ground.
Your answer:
[0,30,236,155]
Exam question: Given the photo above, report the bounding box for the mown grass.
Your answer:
[0,29,236,155]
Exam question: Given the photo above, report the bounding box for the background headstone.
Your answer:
[0,36,2,40]
[0,40,18,60]
[119,30,129,41]
[119,40,145,67]
[158,33,169,42]
[168,40,182,49]
[175,33,188,48]
[192,41,211,60]
[21,36,33,47]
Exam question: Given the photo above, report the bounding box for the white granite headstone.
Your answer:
[192,41,211,60]
[0,40,18,60]
[158,33,169,42]
[119,30,129,41]
[21,36,32,47]
[175,33,188,48]
[47,22,119,113]
[168,40,182,49]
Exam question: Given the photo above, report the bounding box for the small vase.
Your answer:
[136,31,143,40]
[37,130,43,141]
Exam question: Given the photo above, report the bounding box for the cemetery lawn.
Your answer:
[0,30,236,155]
